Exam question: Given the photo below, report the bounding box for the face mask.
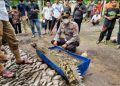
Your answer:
[63,19,69,24]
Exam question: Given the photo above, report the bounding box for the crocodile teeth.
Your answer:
[1,44,83,86]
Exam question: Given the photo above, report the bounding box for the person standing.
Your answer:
[42,1,53,34]
[4,0,13,27]
[97,0,119,44]
[87,0,94,18]
[117,19,120,48]
[17,0,28,34]
[51,0,64,34]
[95,0,103,14]
[0,0,32,78]
[26,0,41,37]
[11,6,22,34]
[73,0,86,33]
[105,0,113,11]
[63,0,71,14]
[117,3,120,48]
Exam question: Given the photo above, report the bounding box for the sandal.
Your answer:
[16,59,33,65]
[0,52,8,62]
[0,69,15,78]
[1,45,5,51]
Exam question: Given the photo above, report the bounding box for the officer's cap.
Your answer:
[62,12,70,19]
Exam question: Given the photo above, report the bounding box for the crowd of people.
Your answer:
[97,0,119,44]
[87,0,120,47]
[0,0,120,78]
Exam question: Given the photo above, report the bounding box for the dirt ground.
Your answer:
[81,21,120,86]
[17,20,120,86]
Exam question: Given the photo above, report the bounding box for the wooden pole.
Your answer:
[102,0,106,16]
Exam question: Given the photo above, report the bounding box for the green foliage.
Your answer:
[10,0,19,6]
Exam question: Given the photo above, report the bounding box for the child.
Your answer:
[91,11,101,26]
[11,6,22,34]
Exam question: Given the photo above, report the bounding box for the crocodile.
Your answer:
[31,43,84,86]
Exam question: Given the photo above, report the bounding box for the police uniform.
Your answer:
[52,20,80,52]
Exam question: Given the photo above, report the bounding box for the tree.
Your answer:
[10,0,19,6]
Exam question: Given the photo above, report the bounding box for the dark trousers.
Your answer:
[13,23,22,34]
[98,20,116,42]
[117,19,120,44]
[92,20,99,26]
[9,18,14,27]
[51,38,79,53]
[29,19,41,35]
[51,17,60,31]
[45,20,52,31]
[87,11,91,18]
[74,18,83,33]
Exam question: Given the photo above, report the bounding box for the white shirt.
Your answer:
[91,14,101,22]
[42,6,53,20]
[0,0,9,21]
[52,3,63,18]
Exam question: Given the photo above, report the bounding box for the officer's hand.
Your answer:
[62,44,67,49]
[53,41,58,45]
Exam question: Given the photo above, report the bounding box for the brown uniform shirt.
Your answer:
[54,21,80,45]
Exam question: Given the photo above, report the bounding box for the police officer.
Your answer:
[51,12,80,52]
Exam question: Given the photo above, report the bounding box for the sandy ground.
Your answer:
[17,20,120,86]
[80,21,120,86]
